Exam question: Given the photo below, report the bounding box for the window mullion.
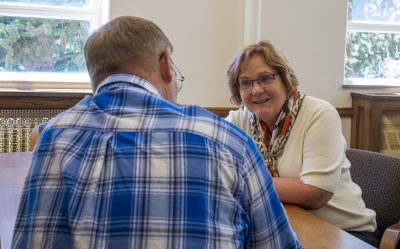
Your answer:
[348,21,400,33]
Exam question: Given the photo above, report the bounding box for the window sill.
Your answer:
[343,78,400,88]
[0,72,92,91]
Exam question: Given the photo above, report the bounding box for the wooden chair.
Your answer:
[346,148,400,249]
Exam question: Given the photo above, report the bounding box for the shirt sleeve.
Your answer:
[12,154,73,248]
[300,102,345,193]
[225,109,252,136]
[241,136,303,249]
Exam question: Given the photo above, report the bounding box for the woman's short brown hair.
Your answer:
[227,40,299,105]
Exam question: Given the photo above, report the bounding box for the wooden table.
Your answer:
[284,204,375,249]
[0,152,375,249]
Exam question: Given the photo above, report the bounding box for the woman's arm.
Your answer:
[272,98,345,210]
[29,125,41,151]
[273,177,333,210]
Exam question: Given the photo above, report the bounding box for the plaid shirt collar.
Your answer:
[94,73,160,96]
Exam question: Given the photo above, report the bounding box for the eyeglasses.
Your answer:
[238,73,279,93]
[159,52,185,92]
[169,58,185,92]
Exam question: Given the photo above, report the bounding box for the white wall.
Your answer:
[111,0,244,106]
[110,0,400,144]
[260,0,354,143]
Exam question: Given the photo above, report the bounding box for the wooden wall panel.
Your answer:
[0,91,352,118]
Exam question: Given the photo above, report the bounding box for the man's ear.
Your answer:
[159,48,173,83]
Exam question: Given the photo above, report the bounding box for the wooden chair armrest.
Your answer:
[380,222,400,249]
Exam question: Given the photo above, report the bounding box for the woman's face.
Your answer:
[239,55,287,127]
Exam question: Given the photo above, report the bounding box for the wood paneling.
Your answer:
[0,91,90,109]
[0,91,352,118]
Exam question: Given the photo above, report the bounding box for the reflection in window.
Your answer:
[348,0,400,23]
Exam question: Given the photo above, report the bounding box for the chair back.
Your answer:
[346,148,400,240]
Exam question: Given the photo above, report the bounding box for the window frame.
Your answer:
[0,0,109,90]
[344,10,400,87]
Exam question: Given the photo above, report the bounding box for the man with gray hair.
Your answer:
[12,16,302,249]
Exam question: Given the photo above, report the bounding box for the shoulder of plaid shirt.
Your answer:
[11,74,302,249]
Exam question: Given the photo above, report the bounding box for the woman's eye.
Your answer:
[259,75,272,83]
[240,80,252,87]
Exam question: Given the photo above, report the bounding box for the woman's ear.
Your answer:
[159,48,173,83]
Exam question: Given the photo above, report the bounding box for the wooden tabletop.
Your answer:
[284,204,376,249]
[0,152,375,249]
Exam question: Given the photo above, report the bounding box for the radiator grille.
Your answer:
[0,109,63,152]
[381,112,400,157]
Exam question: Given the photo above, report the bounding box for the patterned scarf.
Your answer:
[250,91,305,177]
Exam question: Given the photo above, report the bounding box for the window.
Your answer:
[0,0,109,89]
[345,0,400,86]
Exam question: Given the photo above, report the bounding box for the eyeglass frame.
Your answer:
[169,58,185,92]
[238,72,279,93]
[159,52,185,92]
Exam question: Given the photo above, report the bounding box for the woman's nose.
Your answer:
[251,81,264,95]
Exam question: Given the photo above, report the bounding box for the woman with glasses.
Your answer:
[225,40,379,247]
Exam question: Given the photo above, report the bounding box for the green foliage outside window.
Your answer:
[0,16,89,73]
[346,0,400,80]
[346,32,400,79]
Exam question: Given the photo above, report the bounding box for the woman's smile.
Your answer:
[252,97,271,105]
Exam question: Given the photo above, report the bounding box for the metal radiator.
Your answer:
[381,112,400,158]
[0,109,63,152]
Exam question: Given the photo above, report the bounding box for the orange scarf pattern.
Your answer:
[250,91,304,177]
